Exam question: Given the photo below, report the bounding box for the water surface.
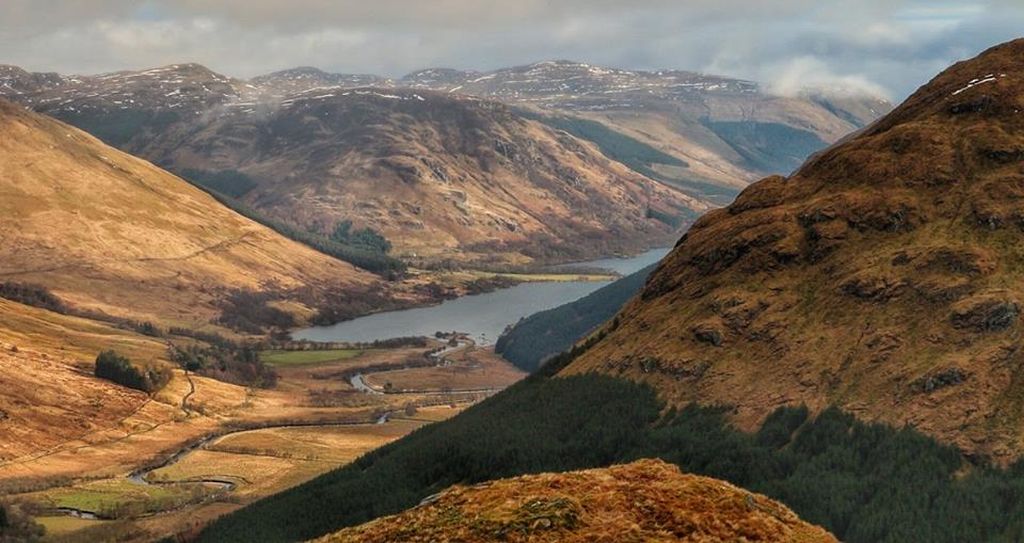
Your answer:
[294,248,669,345]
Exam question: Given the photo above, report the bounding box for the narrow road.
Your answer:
[349,337,473,394]
[429,337,474,361]
[349,373,382,394]
[181,370,196,414]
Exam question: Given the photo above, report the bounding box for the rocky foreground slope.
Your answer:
[315,459,836,543]
[564,38,1024,462]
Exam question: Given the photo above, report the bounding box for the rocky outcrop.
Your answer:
[950,296,1019,332]
[315,459,837,543]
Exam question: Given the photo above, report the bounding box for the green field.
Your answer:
[259,349,364,367]
[35,478,209,518]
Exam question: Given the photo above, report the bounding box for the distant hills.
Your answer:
[0,60,889,267]
[256,60,892,202]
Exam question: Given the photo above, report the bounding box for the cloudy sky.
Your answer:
[2,0,1021,99]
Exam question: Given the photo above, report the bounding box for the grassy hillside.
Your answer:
[174,171,407,277]
[703,120,829,174]
[524,112,687,175]
[198,369,1024,543]
[0,98,380,329]
[526,111,742,204]
[0,297,170,462]
[495,263,657,372]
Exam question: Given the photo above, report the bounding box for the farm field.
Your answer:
[260,349,364,367]
[209,417,433,464]
[364,344,524,392]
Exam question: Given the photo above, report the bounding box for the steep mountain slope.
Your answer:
[103,87,703,265]
[0,66,705,265]
[400,60,892,199]
[0,98,381,328]
[316,459,837,543]
[496,263,658,372]
[563,38,1024,462]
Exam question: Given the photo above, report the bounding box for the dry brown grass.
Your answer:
[0,98,378,329]
[1,327,470,541]
[208,420,427,464]
[318,459,837,543]
[364,346,525,392]
[150,417,441,498]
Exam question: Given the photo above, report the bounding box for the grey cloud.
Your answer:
[0,0,1020,99]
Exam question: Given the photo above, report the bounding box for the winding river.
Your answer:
[295,248,670,345]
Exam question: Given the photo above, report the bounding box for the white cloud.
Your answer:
[764,56,892,99]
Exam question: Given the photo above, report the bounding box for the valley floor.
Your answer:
[0,311,524,542]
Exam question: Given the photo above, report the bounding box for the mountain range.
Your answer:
[0,60,889,267]
[243,61,892,200]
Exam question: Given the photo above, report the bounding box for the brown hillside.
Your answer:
[130,89,705,265]
[315,459,836,543]
[396,60,889,194]
[0,62,891,266]
[564,38,1024,462]
[0,98,379,328]
[0,298,168,462]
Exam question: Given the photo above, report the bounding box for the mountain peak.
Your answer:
[95,62,233,83]
[252,67,393,93]
[855,38,1024,140]
[0,65,67,94]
